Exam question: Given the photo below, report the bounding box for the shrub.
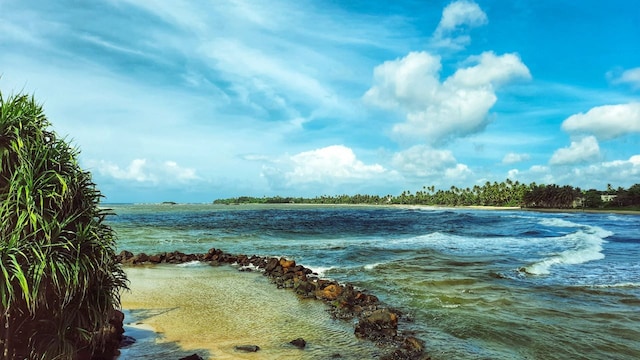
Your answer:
[0,92,128,359]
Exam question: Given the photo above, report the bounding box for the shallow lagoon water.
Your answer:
[109,204,640,359]
[119,265,381,359]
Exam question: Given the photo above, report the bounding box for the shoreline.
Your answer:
[117,250,427,360]
[107,202,639,216]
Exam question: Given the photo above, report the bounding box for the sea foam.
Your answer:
[524,224,613,275]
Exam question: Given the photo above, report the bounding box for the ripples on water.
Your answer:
[108,204,640,360]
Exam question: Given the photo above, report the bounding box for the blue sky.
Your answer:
[1,0,639,203]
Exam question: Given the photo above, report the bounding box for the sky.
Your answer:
[1,0,639,203]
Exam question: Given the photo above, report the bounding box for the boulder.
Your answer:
[179,354,204,360]
[234,345,260,352]
[316,284,343,301]
[279,258,296,269]
[265,257,280,272]
[381,336,426,360]
[117,250,134,263]
[354,308,399,341]
[289,337,307,349]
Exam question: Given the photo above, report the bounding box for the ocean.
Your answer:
[108,204,640,359]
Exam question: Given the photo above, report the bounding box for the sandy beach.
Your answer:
[119,264,381,360]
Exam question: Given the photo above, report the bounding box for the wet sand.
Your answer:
[119,264,380,360]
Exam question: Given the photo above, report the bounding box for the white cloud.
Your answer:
[391,145,471,180]
[549,136,600,165]
[507,168,519,179]
[92,159,198,184]
[262,145,386,189]
[445,163,472,179]
[529,165,549,173]
[391,145,457,177]
[609,67,640,90]
[502,152,530,164]
[431,0,488,50]
[561,103,640,140]
[365,51,530,145]
[548,155,640,189]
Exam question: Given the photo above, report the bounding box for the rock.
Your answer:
[134,253,149,264]
[403,336,424,354]
[179,354,204,360]
[316,284,343,301]
[264,257,280,272]
[279,258,296,269]
[234,345,260,352]
[120,335,136,348]
[354,308,399,341]
[117,250,134,262]
[289,337,306,349]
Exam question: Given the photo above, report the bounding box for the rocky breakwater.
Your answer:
[117,248,429,360]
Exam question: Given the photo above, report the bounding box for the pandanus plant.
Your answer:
[0,91,128,359]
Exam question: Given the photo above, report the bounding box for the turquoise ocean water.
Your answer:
[108,204,640,359]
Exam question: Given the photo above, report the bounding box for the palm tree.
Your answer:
[0,92,127,359]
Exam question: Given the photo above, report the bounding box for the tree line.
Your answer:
[214,180,640,210]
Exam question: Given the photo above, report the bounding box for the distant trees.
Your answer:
[0,92,128,359]
[522,184,582,209]
[214,180,640,210]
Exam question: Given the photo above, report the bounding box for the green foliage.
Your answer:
[0,92,128,359]
[214,180,640,210]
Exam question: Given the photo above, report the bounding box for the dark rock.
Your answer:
[118,250,134,262]
[234,345,260,352]
[179,354,204,360]
[354,308,399,341]
[133,253,149,264]
[120,335,136,348]
[381,336,426,360]
[289,337,307,349]
[89,309,126,359]
[265,257,280,272]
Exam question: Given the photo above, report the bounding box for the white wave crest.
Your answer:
[306,266,336,277]
[524,226,613,275]
[364,262,383,270]
[589,282,640,289]
[176,260,204,267]
[538,218,583,228]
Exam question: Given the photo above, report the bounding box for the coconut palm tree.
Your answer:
[0,92,128,359]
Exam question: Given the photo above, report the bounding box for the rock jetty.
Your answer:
[117,248,429,360]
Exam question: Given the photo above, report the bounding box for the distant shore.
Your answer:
[207,202,640,215]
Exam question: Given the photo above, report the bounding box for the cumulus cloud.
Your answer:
[502,152,530,164]
[561,103,640,140]
[549,136,600,165]
[431,0,488,50]
[364,51,530,145]
[391,145,471,180]
[261,145,386,189]
[92,159,198,184]
[591,155,640,180]
[609,67,640,90]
